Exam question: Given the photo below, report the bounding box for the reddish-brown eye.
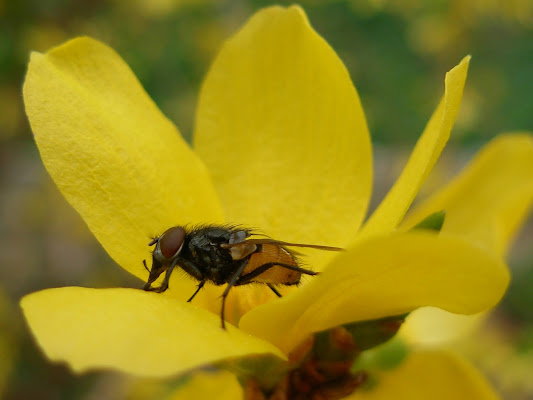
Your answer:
[159,226,186,259]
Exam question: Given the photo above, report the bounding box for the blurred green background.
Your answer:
[1,0,532,399]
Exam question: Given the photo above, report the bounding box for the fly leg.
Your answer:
[267,283,282,297]
[220,259,249,330]
[187,281,205,302]
[143,258,179,293]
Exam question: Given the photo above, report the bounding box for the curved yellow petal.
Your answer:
[400,307,487,346]
[352,351,500,400]
[23,37,223,281]
[240,231,508,353]
[194,6,372,256]
[20,287,285,377]
[402,133,533,257]
[360,57,470,238]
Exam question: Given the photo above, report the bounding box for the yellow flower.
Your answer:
[20,5,533,399]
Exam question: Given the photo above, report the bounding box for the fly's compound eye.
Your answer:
[157,226,186,260]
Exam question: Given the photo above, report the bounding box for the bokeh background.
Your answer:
[1,0,532,399]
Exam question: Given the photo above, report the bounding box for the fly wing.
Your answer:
[221,239,344,252]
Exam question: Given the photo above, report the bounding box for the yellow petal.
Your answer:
[352,351,500,400]
[23,37,223,282]
[360,57,470,238]
[20,287,285,377]
[400,307,487,346]
[194,6,372,256]
[240,231,508,353]
[167,370,242,400]
[124,371,242,400]
[402,133,533,257]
